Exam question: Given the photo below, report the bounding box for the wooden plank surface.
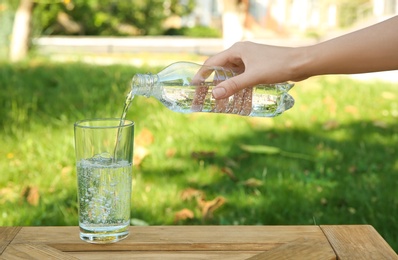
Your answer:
[1,243,79,260]
[321,225,398,260]
[0,225,396,259]
[69,251,261,260]
[10,226,328,252]
[246,238,335,260]
[0,227,21,255]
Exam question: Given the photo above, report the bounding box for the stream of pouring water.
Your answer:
[112,90,134,162]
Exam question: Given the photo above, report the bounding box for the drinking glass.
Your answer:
[74,118,134,243]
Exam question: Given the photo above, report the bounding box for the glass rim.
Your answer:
[74,118,134,129]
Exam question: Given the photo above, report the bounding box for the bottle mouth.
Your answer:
[131,73,157,98]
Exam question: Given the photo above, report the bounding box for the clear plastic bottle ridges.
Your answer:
[130,61,294,117]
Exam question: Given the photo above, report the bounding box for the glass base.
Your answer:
[79,226,129,244]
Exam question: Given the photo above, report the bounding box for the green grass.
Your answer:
[0,60,397,251]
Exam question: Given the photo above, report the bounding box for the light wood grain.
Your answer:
[0,227,21,255]
[0,225,396,259]
[12,226,326,252]
[246,237,336,260]
[1,243,78,260]
[69,251,260,260]
[321,225,398,260]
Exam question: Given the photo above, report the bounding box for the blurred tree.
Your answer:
[9,0,34,62]
[6,0,194,60]
[33,0,195,36]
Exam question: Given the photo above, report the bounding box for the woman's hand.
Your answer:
[203,42,307,99]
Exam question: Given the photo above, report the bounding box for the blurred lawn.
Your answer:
[0,60,397,251]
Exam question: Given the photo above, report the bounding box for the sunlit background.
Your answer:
[1,0,398,65]
[1,0,398,253]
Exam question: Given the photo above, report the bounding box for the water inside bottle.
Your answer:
[159,83,294,117]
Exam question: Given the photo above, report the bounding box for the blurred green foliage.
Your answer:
[30,0,195,36]
[337,0,372,28]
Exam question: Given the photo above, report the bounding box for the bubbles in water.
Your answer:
[91,152,113,165]
[93,152,112,159]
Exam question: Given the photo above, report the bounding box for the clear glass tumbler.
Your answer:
[74,118,134,243]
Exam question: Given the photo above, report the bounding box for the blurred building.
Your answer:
[373,0,398,17]
[184,0,398,40]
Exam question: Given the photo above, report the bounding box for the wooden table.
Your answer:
[1,225,397,259]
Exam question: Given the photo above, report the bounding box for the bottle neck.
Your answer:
[131,73,159,97]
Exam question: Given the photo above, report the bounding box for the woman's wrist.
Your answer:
[288,45,314,82]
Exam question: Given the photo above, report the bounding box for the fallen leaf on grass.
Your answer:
[221,167,238,182]
[174,208,195,223]
[180,188,204,201]
[21,186,40,206]
[197,196,226,220]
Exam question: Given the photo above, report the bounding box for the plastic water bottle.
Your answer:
[130,61,294,117]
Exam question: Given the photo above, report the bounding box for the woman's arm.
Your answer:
[205,16,398,99]
[302,15,398,77]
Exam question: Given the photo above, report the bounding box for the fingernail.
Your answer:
[212,87,226,99]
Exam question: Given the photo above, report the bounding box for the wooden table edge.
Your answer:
[0,227,22,255]
[320,225,397,259]
[1,225,397,259]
